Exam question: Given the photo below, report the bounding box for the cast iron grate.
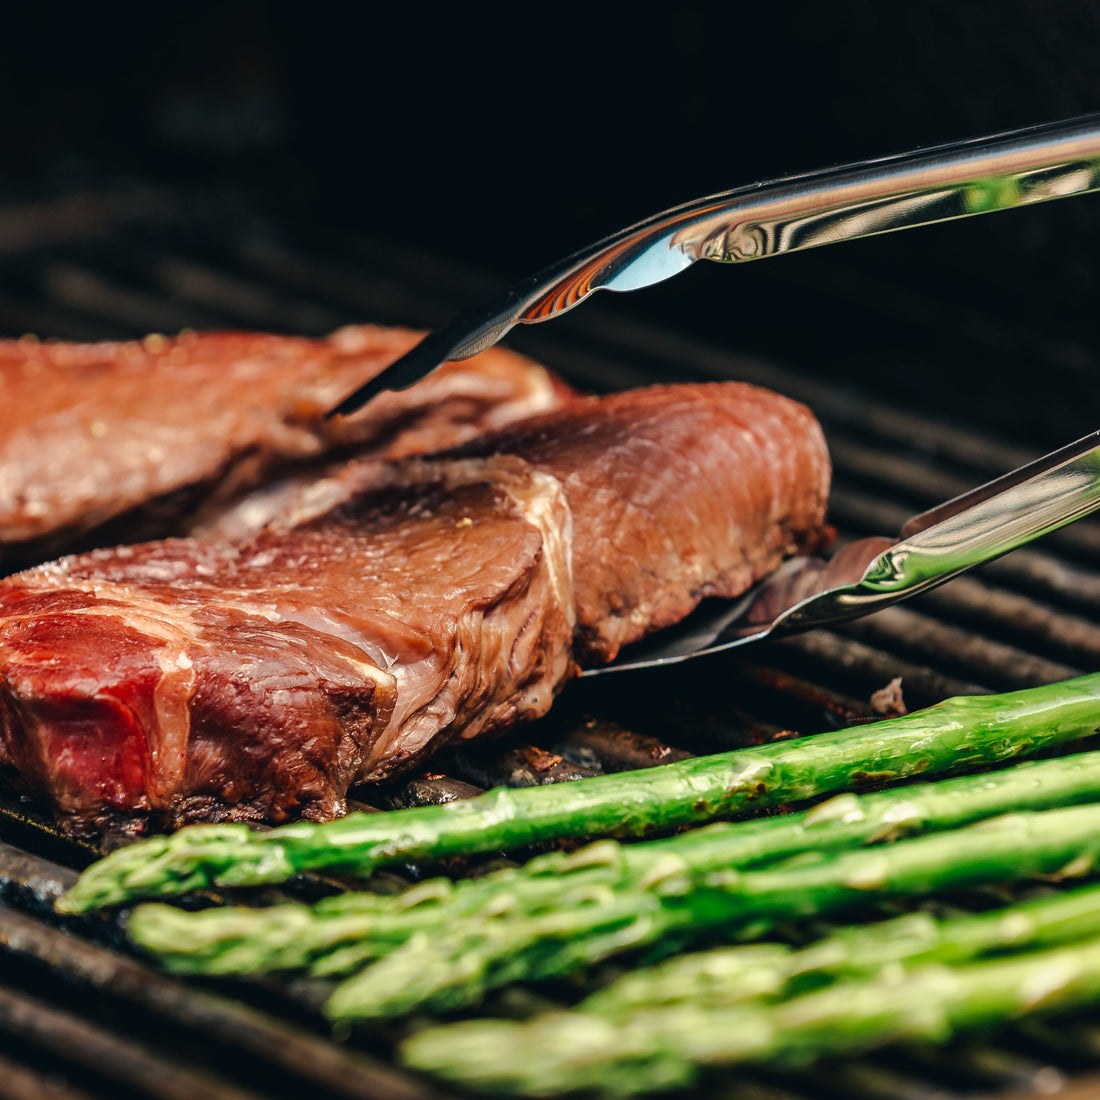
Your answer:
[0,185,1098,1099]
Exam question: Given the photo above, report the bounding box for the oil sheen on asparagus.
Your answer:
[60,672,1100,913]
[125,749,1100,979]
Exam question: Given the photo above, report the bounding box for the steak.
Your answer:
[0,382,830,835]
[449,384,833,663]
[0,326,569,569]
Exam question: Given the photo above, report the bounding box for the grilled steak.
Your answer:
[0,326,569,570]
[0,382,829,835]
[450,384,833,663]
[0,458,575,830]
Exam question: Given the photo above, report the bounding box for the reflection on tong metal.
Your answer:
[331,113,1100,416]
[589,430,1100,674]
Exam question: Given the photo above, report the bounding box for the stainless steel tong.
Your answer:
[592,430,1100,674]
[330,112,1100,416]
[326,115,1100,674]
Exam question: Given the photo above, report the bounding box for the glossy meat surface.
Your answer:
[0,458,574,832]
[453,383,832,662]
[0,382,830,834]
[0,326,567,568]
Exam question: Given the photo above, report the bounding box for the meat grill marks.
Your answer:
[0,325,569,570]
[0,381,829,836]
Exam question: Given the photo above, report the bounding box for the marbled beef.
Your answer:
[0,382,829,835]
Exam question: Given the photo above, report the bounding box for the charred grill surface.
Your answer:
[0,189,1098,1099]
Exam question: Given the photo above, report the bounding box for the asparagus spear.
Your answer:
[60,673,1100,913]
[401,934,1100,1096]
[323,802,1100,1020]
[582,878,1100,1015]
[125,749,1100,977]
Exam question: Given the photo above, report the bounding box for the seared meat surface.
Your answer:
[0,382,830,835]
[0,458,574,831]
[452,384,832,663]
[0,326,567,569]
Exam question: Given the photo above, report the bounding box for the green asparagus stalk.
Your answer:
[581,878,1100,1015]
[323,801,1100,1020]
[60,673,1100,913]
[124,749,1100,977]
[401,934,1100,1096]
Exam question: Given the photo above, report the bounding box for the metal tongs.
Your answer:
[324,115,1100,673]
[593,430,1100,674]
[330,112,1100,415]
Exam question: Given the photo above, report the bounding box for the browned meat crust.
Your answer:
[450,383,832,662]
[0,382,830,835]
[0,458,575,832]
[0,326,568,569]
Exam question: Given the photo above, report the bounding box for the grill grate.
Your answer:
[0,186,1099,1099]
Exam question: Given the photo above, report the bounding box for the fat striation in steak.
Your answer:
[0,325,569,570]
[0,382,830,835]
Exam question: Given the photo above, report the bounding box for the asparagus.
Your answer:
[60,673,1100,913]
[582,878,1100,1015]
[401,934,1100,1096]
[125,749,1100,977]
[323,802,1100,1020]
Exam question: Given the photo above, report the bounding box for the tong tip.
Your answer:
[326,330,453,419]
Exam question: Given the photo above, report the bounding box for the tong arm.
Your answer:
[590,429,1100,674]
[333,113,1100,416]
[774,429,1100,637]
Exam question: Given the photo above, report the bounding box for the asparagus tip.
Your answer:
[58,823,265,913]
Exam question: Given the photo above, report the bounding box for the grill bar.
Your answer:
[840,605,1084,690]
[0,1048,100,1100]
[0,980,267,1100]
[0,900,437,1100]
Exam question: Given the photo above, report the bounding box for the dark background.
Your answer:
[3,1,1100,441]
